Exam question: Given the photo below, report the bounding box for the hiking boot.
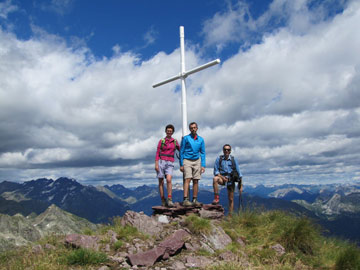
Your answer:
[192,198,202,207]
[161,199,167,207]
[183,198,192,207]
[212,198,219,205]
[167,198,175,208]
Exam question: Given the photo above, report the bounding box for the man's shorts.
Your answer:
[183,158,201,180]
[218,175,235,191]
[157,159,174,178]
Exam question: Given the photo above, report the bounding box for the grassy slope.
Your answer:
[1,211,359,270]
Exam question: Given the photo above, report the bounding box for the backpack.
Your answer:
[219,155,240,182]
[159,138,178,159]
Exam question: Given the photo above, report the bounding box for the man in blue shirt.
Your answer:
[180,122,206,207]
[212,144,243,213]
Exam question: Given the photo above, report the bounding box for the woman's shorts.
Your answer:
[157,159,174,178]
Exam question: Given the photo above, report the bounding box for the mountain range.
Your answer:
[1,178,359,244]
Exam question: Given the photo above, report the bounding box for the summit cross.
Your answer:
[153,26,220,137]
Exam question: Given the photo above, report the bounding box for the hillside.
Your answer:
[0,204,97,252]
[1,208,359,270]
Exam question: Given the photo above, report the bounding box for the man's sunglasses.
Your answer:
[223,148,231,151]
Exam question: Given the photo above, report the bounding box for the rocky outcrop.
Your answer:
[127,229,190,266]
[120,210,163,236]
[152,203,225,219]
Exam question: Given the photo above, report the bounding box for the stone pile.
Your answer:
[152,203,225,219]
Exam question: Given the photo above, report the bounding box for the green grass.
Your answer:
[184,214,212,235]
[220,209,359,269]
[64,248,108,265]
[335,243,360,270]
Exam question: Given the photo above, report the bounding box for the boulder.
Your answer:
[127,229,190,267]
[65,234,100,251]
[202,223,232,250]
[121,211,163,236]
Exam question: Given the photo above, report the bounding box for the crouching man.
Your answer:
[212,144,243,213]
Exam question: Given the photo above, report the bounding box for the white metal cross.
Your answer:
[153,26,220,137]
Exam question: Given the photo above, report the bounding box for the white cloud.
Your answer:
[0,0,18,19]
[0,0,359,187]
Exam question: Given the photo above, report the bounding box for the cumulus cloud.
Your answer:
[0,0,359,186]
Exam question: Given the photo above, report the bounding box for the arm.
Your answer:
[200,138,206,168]
[155,140,161,172]
[179,136,186,167]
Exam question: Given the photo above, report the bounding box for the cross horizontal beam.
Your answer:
[152,59,220,88]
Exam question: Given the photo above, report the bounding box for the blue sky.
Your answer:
[0,0,360,187]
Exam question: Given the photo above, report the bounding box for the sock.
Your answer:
[168,194,172,199]
[184,197,188,201]
[161,196,165,201]
[192,196,197,201]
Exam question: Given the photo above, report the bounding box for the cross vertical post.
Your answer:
[153,26,220,137]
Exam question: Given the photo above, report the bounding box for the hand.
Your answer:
[180,166,184,172]
[155,165,159,173]
[201,167,205,174]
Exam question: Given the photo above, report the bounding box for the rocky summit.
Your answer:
[63,208,248,269]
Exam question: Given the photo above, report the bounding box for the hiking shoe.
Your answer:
[192,198,202,207]
[167,198,175,208]
[212,198,219,205]
[183,199,192,207]
[161,199,167,207]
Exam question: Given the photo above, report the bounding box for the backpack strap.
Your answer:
[218,155,224,173]
[230,155,236,172]
[159,138,176,158]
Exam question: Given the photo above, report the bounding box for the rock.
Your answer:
[98,266,110,270]
[107,230,118,244]
[219,250,237,261]
[65,234,100,251]
[236,237,246,247]
[172,260,186,269]
[185,256,214,268]
[157,215,170,224]
[44,243,56,250]
[271,243,285,256]
[202,223,232,250]
[121,211,163,236]
[108,255,124,263]
[32,244,43,254]
[199,209,224,219]
[127,229,190,267]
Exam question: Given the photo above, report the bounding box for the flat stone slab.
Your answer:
[152,203,224,218]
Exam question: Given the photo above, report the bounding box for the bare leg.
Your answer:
[158,178,164,199]
[228,188,234,214]
[193,179,199,198]
[183,178,191,198]
[166,174,172,197]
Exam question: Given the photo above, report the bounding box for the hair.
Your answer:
[189,122,198,129]
[165,124,175,132]
[223,144,231,150]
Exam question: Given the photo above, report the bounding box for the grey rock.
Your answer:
[98,266,110,270]
[65,233,100,251]
[199,209,224,219]
[185,256,213,268]
[107,230,118,244]
[202,222,232,250]
[32,244,43,254]
[172,260,186,269]
[271,243,285,256]
[219,250,237,261]
[121,211,163,236]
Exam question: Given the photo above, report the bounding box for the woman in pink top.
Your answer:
[155,124,180,207]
